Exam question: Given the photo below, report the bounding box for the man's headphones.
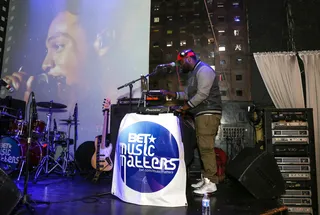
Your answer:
[177,49,196,61]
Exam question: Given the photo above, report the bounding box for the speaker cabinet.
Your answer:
[226,147,285,199]
[0,169,22,215]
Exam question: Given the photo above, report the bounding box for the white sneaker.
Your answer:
[193,178,217,195]
[191,175,205,189]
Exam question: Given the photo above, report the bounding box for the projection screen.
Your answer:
[0,0,151,147]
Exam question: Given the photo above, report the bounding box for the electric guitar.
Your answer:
[91,98,113,181]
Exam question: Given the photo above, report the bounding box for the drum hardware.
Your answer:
[73,103,80,172]
[36,101,67,109]
[55,115,78,176]
[33,101,67,183]
[0,105,17,119]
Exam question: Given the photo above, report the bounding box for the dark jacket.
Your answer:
[176,61,222,116]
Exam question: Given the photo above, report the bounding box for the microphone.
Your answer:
[37,73,49,84]
[157,62,176,67]
[0,79,14,92]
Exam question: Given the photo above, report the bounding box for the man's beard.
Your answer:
[181,68,190,74]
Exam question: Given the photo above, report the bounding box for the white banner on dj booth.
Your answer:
[111,113,187,207]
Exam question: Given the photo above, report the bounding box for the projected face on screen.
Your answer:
[43,11,88,86]
[1,0,150,145]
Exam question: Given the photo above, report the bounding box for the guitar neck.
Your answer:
[101,109,109,148]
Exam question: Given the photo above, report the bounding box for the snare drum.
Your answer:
[8,120,28,137]
[32,120,46,134]
[0,136,45,172]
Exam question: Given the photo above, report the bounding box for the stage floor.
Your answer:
[10,172,285,215]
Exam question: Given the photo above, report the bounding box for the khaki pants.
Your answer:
[195,114,221,184]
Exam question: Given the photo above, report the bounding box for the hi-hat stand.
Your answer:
[33,101,64,182]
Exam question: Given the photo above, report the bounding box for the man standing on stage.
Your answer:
[162,49,222,195]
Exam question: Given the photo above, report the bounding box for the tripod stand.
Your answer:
[18,92,50,213]
[33,101,64,182]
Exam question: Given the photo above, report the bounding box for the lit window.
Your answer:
[208,38,214,44]
[234,30,240,36]
[167,30,173,35]
[217,2,224,8]
[166,41,173,47]
[218,30,226,36]
[219,45,226,52]
[236,58,243,63]
[167,16,173,21]
[236,90,243,96]
[236,75,242,81]
[208,52,214,58]
[153,5,160,11]
[218,16,225,22]
[211,65,215,70]
[234,16,240,22]
[220,90,227,96]
[180,29,186,34]
[235,44,242,51]
[154,17,160,23]
[207,0,213,4]
[152,29,160,33]
[180,40,187,46]
[232,2,240,7]
[220,60,226,65]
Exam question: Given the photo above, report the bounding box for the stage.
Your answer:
[10,172,286,215]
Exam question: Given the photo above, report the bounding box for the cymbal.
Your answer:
[37,102,67,109]
[0,111,17,118]
[37,108,68,113]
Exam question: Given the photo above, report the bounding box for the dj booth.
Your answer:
[110,104,196,168]
[111,112,189,207]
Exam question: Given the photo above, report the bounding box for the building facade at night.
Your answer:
[149,0,251,101]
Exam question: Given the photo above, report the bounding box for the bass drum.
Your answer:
[75,141,95,173]
[0,136,45,173]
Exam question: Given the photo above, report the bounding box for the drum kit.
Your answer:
[0,101,78,182]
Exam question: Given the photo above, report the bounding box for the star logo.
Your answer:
[149,135,156,143]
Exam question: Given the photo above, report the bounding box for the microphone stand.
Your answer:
[117,67,159,112]
[20,92,50,214]
[73,103,80,173]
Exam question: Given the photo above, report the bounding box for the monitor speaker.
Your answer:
[226,147,285,199]
[0,168,22,215]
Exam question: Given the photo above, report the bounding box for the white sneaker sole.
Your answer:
[191,183,204,189]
